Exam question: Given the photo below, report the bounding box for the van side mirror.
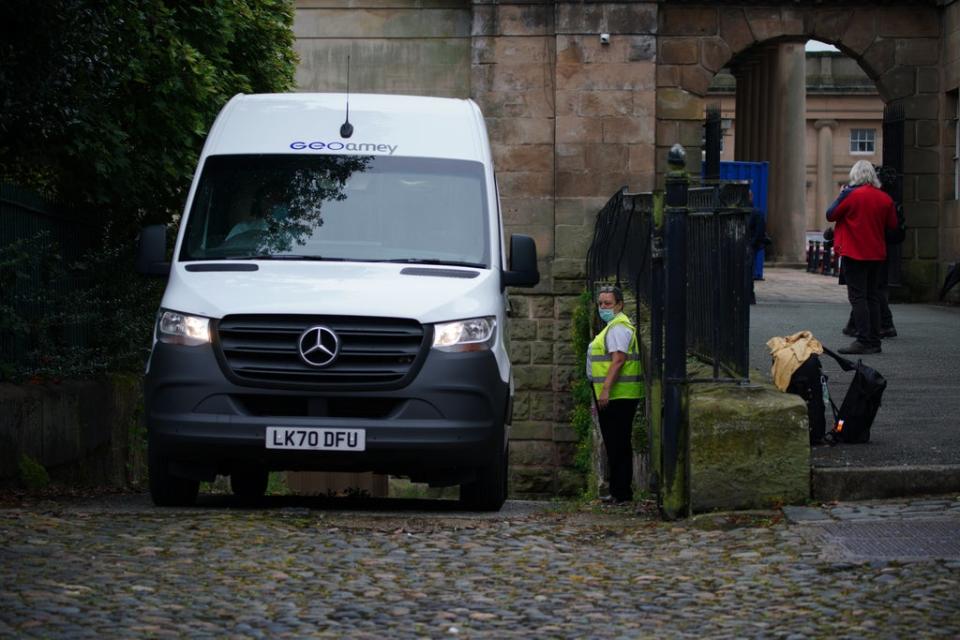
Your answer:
[136,224,171,277]
[502,234,539,289]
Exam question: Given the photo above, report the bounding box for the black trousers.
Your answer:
[597,398,639,501]
[843,257,883,348]
[845,259,894,332]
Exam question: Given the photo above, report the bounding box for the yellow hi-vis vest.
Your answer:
[587,313,642,400]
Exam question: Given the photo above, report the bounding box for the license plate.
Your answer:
[266,427,366,451]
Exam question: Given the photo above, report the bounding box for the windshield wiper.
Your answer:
[232,254,344,261]
[381,258,486,269]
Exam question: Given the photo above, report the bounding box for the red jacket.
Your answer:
[826,184,897,261]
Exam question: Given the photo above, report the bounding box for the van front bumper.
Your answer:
[144,342,510,481]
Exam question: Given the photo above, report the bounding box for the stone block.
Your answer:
[475,90,547,119]
[496,171,554,199]
[531,342,553,365]
[471,5,496,36]
[628,36,657,62]
[904,201,939,228]
[556,441,579,467]
[633,89,655,118]
[509,464,554,495]
[554,279,588,295]
[556,63,655,91]
[605,4,657,34]
[917,67,939,94]
[500,197,553,228]
[554,342,578,366]
[489,63,554,93]
[555,469,586,496]
[811,9,854,43]
[700,37,732,73]
[878,7,941,38]
[510,341,531,364]
[660,38,699,65]
[509,294,530,318]
[510,439,556,466]
[488,35,553,63]
[689,381,810,512]
[861,38,896,78]
[485,117,554,145]
[553,425,579,444]
[719,9,756,56]
[898,258,938,300]
[554,295,579,319]
[903,146,940,174]
[656,120,679,145]
[680,64,714,96]
[511,392,531,421]
[538,319,558,342]
[293,8,471,39]
[492,144,554,173]
[778,6,804,36]
[578,91,633,117]
[839,9,878,56]
[916,120,939,148]
[528,390,555,419]
[895,38,940,66]
[515,365,554,391]
[602,117,653,144]
[657,88,705,120]
[556,3,604,34]
[510,318,538,341]
[555,144,586,174]
[553,365,578,393]
[528,295,554,318]
[660,5,717,36]
[494,4,553,37]
[553,257,587,280]
[901,228,916,259]
[916,228,939,259]
[916,174,939,202]
[744,8,783,43]
[556,116,603,144]
[657,64,681,88]
[877,67,915,102]
[678,120,705,147]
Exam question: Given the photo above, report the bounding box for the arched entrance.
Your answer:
[655,4,942,295]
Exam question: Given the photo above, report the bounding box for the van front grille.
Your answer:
[216,315,427,388]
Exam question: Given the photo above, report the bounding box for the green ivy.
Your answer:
[570,289,595,478]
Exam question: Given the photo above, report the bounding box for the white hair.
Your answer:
[849,160,881,188]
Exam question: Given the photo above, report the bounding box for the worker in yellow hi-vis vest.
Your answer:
[586,285,642,504]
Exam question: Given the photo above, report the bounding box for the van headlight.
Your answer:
[432,317,496,352]
[157,310,211,346]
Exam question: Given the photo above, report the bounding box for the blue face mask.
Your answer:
[598,308,616,323]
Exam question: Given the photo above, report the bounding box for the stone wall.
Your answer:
[0,376,146,488]
[941,0,960,303]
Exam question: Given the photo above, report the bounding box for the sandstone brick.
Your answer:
[515,365,554,390]
[660,38,699,65]
[861,38,896,78]
[508,294,530,318]
[901,228,916,259]
[657,88,705,120]
[495,4,553,37]
[556,441,579,467]
[877,67,915,102]
[556,3,603,34]
[472,5,496,37]
[472,37,496,65]
[916,120,939,148]
[656,120,679,146]
[602,117,654,145]
[583,143,629,173]
[700,37,732,73]
[500,197,553,227]
[557,35,635,64]
[916,173,939,201]
[491,35,553,63]
[778,6,804,37]
[604,4,657,35]
[556,63,655,91]
[578,91,633,117]
[554,425,579,444]
[811,9,853,43]
[556,144,586,173]
[492,144,554,173]
[553,278,588,295]
[529,295,554,318]
[555,468,586,496]
[553,365,579,392]
[629,144,656,178]
[657,64,681,88]
[678,120,704,148]
[556,116,603,144]
[900,94,939,120]
[497,171,554,199]
[486,117,554,145]
[628,36,657,62]
[509,464,554,495]
[633,90,655,118]
[556,222,594,258]
[538,319,557,342]
[556,35,584,64]
[680,64,714,96]
[531,342,553,366]
[838,9,878,56]
[552,257,587,280]
[528,392,555,421]
[511,392,531,421]
[878,7,941,38]
[660,5,717,37]
[916,228,939,258]
[719,9,756,56]
[895,38,940,67]
[554,342,578,366]
[294,8,471,38]
[490,63,554,92]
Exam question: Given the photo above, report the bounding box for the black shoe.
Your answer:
[837,340,881,355]
[879,327,897,338]
[842,326,856,337]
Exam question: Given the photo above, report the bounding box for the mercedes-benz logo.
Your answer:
[298,325,340,367]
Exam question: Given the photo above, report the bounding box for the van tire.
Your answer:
[460,442,508,511]
[231,468,269,499]
[148,445,199,507]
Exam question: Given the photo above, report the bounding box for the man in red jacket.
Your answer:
[826,160,899,354]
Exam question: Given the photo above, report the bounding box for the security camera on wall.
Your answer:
[600,33,611,45]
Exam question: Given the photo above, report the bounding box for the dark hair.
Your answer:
[597,285,623,304]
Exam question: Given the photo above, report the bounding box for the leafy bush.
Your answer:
[570,290,596,475]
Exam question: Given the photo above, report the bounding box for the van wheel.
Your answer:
[231,468,269,499]
[148,444,199,507]
[460,443,508,512]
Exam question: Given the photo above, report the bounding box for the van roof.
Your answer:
[203,93,488,162]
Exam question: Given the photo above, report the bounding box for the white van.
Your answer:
[136,93,539,510]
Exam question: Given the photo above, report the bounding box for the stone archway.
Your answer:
[655,3,942,293]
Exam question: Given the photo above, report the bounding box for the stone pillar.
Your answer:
[814,120,837,232]
[770,42,806,264]
[733,66,745,160]
[749,61,762,161]
[764,44,778,164]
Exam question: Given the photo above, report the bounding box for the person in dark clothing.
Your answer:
[826,160,898,355]
[747,192,765,304]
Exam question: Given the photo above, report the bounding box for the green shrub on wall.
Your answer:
[570,289,595,479]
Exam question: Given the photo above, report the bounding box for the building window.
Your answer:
[850,128,876,154]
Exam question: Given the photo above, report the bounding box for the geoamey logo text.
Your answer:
[290,141,398,155]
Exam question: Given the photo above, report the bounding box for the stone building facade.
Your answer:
[293,0,959,496]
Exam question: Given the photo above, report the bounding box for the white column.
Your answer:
[771,42,806,264]
[814,120,837,232]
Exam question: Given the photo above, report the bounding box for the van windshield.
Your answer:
[180,154,489,266]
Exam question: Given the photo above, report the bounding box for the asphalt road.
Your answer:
[749,268,960,468]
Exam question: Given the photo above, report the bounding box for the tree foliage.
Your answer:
[0,0,298,228]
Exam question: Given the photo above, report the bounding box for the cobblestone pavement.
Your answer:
[1,495,959,638]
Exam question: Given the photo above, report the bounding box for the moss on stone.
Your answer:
[18,454,50,489]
